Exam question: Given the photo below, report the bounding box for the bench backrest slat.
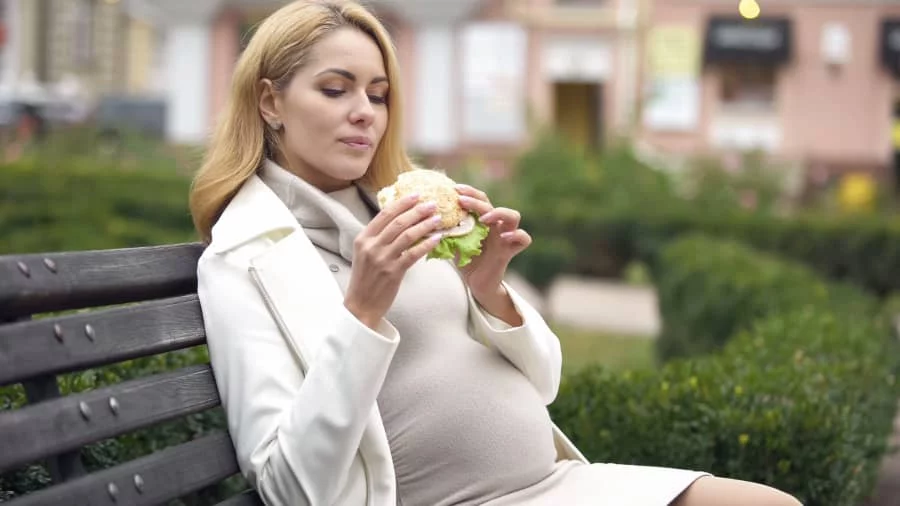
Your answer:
[0,243,204,320]
[0,294,205,387]
[0,244,263,505]
[215,490,265,506]
[5,432,240,506]
[0,364,220,474]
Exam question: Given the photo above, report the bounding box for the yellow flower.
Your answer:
[738,434,750,446]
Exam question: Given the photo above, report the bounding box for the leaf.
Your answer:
[427,218,490,267]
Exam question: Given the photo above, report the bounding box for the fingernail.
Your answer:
[431,215,442,226]
[429,232,443,243]
[480,211,494,223]
[406,193,420,202]
[420,202,437,211]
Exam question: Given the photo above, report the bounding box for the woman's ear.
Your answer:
[259,78,282,130]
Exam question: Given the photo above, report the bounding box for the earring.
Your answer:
[269,120,282,130]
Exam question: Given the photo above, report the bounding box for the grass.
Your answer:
[552,324,657,375]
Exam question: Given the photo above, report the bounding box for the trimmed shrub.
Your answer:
[653,234,877,360]
[549,235,900,506]
[0,157,195,254]
[499,135,900,296]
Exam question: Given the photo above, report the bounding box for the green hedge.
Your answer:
[0,157,196,254]
[500,135,900,296]
[548,235,900,506]
[520,209,900,296]
[653,233,879,361]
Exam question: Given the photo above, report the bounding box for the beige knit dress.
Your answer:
[259,159,710,506]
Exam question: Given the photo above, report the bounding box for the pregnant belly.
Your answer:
[378,341,559,506]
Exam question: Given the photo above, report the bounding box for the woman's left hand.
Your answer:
[455,184,532,324]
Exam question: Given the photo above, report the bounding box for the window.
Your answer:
[720,64,776,110]
[460,22,528,143]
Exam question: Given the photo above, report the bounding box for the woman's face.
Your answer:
[260,27,389,191]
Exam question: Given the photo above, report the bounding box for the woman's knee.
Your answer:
[672,476,802,506]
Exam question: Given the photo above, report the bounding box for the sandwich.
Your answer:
[377,169,490,267]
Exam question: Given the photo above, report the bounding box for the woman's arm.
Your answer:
[466,281,563,405]
[198,251,398,506]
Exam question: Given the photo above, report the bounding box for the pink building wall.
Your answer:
[644,1,900,177]
[209,8,242,130]
[202,0,634,169]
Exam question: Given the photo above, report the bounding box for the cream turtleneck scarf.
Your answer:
[257,158,377,263]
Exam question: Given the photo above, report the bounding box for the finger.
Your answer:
[367,192,421,236]
[379,201,438,245]
[480,207,521,229]
[454,184,490,203]
[500,229,532,250]
[400,232,442,269]
[458,195,493,216]
[388,212,443,257]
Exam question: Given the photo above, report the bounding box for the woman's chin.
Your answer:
[321,164,370,186]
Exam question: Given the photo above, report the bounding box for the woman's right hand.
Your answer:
[343,193,443,329]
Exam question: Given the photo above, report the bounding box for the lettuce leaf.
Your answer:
[427,217,490,267]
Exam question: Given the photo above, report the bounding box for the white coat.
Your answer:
[196,174,588,506]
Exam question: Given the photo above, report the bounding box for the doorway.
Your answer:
[552,81,603,151]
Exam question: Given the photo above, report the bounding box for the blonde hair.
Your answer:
[189,0,413,243]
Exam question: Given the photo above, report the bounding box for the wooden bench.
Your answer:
[0,243,263,506]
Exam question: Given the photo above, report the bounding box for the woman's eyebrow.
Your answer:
[315,68,388,84]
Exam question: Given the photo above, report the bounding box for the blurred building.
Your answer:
[637,0,900,187]
[121,0,644,172]
[0,0,165,130]
[9,0,900,186]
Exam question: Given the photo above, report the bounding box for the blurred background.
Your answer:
[2,0,900,189]
[3,1,900,505]
[3,0,900,196]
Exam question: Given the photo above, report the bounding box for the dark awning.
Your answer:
[703,16,792,65]
[881,19,900,77]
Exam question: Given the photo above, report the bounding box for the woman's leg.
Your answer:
[671,476,802,506]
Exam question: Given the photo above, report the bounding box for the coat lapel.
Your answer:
[248,228,341,373]
[234,179,398,497]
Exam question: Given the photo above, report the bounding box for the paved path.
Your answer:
[506,273,660,336]
[865,407,900,506]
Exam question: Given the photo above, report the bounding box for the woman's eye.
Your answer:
[368,95,387,105]
[322,89,345,97]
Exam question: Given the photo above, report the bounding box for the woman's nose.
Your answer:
[349,93,375,126]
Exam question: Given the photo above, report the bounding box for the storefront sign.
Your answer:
[880,19,900,77]
[703,16,792,65]
[642,25,702,132]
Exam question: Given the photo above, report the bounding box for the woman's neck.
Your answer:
[271,154,354,193]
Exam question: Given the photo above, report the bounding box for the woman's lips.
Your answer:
[340,137,372,150]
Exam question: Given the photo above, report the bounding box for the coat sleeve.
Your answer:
[197,250,399,506]
[466,281,563,405]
